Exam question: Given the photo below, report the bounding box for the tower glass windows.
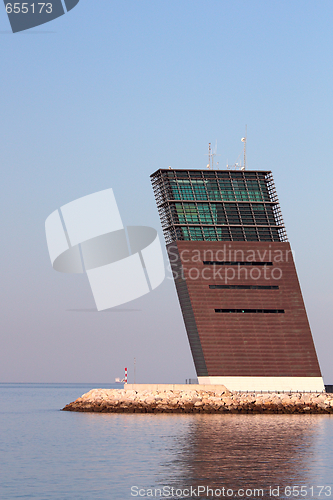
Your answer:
[151,169,287,243]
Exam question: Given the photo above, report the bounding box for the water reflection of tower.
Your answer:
[157,414,324,496]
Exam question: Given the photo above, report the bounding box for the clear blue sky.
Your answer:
[1,0,332,383]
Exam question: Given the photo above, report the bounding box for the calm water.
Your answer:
[0,384,332,500]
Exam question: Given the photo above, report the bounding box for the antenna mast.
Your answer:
[207,142,212,169]
[241,125,247,170]
[206,142,220,169]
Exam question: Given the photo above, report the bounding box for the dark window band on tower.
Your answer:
[215,309,285,313]
[210,285,279,290]
[203,261,273,266]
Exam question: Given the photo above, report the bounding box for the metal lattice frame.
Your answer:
[151,169,288,244]
[151,172,176,243]
[265,172,288,242]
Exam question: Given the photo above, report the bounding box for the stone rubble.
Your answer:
[62,387,333,414]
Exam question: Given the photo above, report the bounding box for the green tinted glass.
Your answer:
[181,227,190,240]
[175,180,194,200]
[211,204,226,224]
[191,180,208,200]
[175,203,185,223]
[189,227,204,240]
[183,203,199,223]
[203,228,218,240]
[206,181,222,200]
[198,203,213,224]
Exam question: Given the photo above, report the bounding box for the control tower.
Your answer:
[151,167,324,392]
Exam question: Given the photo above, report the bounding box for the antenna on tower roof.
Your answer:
[241,125,247,170]
[207,142,212,169]
[206,141,220,169]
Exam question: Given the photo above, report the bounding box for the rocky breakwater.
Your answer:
[62,387,333,414]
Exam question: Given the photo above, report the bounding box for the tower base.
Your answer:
[198,376,325,392]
